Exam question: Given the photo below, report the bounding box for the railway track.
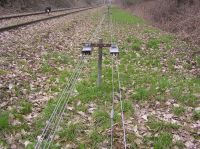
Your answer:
[0,6,87,20]
[0,6,100,32]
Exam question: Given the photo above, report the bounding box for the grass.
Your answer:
[127,133,138,148]
[16,6,199,148]
[76,81,99,103]
[19,100,32,115]
[43,51,71,65]
[193,110,200,121]
[172,106,185,116]
[0,111,9,131]
[0,69,8,75]
[147,117,180,132]
[172,91,198,107]
[147,38,161,50]
[196,56,200,67]
[173,141,186,148]
[30,98,59,139]
[133,87,150,100]
[58,123,81,142]
[143,28,160,34]
[144,132,173,149]
[157,77,170,93]
[126,36,144,51]
[154,132,173,149]
[122,100,134,115]
[89,130,104,147]
[93,110,110,129]
[131,38,143,51]
[111,7,144,25]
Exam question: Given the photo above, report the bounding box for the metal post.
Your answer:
[97,38,103,87]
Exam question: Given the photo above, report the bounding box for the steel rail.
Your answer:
[0,6,91,20]
[0,6,100,32]
[35,56,84,149]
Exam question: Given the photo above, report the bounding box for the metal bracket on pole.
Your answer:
[82,39,119,87]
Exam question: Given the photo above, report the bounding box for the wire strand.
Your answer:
[42,58,85,149]
[35,56,84,149]
[116,59,127,149]
[110,55,115,149]
[45,60,85,149]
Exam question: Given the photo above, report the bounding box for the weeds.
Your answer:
[154,132,173,149]
[157,77,170,93]
[0,111,9,131]
[93,110,109,128]
[147,38,161,50]
[58,123,81,142]
[174,141,186,148]
[133,87,150,100]
[122,100,134,115]
[111,7,144,25]
[44,52,70,64]
[40,63,54,73]
[193,110,200,121]
[147,117,180,132]
[0,69,8,75]
[131,38,143,51]
[127,133,137,148]
[89,130,104,147]
[172,106,185,116]
[19,100,32,115]
[196,56,200,67]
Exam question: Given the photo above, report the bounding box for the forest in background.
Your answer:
[118,0,200,46]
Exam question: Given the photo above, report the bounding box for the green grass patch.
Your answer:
[59,70,70,84]
[19,100,32,115]
[31,98,59,138]
[173,141,186,148]
[111,7,144,25]
[127,133,138,148]
[172,91,198,107]
[157,77,170,93]
[147,117,180,132]
[0,111,9,131]
[40,62,55,73]
[196,56,200,67]
[122,100,134,116]
[43,51,71,65]
[193,110,200,121]
[147,38,161,50]
[58,123,81,142]
[93,110,110,129]
[132,87,150,100]
[89,130,104,147]
[131,38,143,51]
[143,28,160,34]
[146,35,173,50]
[154,132,173,149]
[172,106,185,116]
[0,69,8,75]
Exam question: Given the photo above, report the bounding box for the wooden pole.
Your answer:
[97,38,103,87]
